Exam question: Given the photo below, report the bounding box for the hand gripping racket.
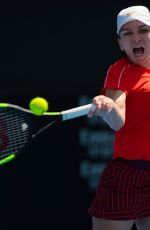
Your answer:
[0,102,93,165]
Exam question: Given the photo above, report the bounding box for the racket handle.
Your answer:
[61,103,95,121]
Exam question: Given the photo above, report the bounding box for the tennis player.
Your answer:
[88,5,150,230]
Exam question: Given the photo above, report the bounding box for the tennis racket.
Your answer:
[0,102,93,165]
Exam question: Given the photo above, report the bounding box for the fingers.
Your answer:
[88,95,113,118]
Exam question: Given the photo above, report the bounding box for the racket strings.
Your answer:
[0,108,31,159]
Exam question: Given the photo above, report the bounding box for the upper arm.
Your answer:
[105,89,126,115]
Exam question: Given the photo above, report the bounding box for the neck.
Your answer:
[127,57,150,68]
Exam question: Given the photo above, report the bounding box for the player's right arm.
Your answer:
[88,89,126,131]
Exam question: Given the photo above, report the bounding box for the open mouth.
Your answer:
[133,47,144,56]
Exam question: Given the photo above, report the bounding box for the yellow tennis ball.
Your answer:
[29,97,49,115]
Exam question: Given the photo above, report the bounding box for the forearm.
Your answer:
[102,103,125,131]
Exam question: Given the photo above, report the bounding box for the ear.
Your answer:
[118,38,124,51]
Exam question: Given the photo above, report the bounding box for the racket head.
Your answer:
[0,103,61,165]
[0,104,33,165]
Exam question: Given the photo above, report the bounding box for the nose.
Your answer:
[132,33,142,42]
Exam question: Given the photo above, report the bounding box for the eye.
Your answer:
[139,28,149,33]
[121,31,132,37]
[124,31,132,36]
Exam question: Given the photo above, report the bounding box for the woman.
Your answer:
[88,5,150,230]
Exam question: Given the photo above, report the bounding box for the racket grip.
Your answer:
[61,103,95,121]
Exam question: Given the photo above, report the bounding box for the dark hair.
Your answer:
[118,50,127,58]
[116,33,128,59]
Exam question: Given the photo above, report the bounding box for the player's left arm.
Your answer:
[88,89,126,131]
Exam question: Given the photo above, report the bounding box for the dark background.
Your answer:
[0,0,149,229]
